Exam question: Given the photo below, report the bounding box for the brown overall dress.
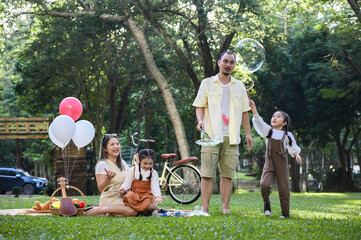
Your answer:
[260,132,290,215]
[123,168,154,212]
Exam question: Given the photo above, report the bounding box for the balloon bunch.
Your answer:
[49,97,95,149]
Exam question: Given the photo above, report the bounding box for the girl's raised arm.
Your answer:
[252,114,271,138]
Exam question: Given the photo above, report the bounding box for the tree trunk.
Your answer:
[347,0,361,24]
[283,7,288,36]
[115,78,136,133]
[137,0,201,93]
[355,135,361,183]
[34,161,38,177]
[144,96,154,141]
[336,141,355,191]
[290,131,301,192]
[109,75,117,133]
[289,157,301,192]
[194,0,215,78]
[15,139,21,168]
[345,150,355,190]
[126,18,190,159]
[302,154,308,192]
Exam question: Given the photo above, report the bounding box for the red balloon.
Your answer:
[59,97,83,121]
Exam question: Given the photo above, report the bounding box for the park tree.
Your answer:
[13,14,140,157]
[0,4,41,169]
[7,0,270,159]
[7,0,193,158]
[253,0,361,191]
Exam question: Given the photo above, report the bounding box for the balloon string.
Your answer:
[66,146,69,181]
[61,147,68,184]
[68,149,79,182]
[66,146,69,182]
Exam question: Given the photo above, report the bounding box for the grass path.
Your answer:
[0,191,360,239]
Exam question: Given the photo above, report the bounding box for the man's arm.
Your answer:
[196,107,205,132]
[242,111,253,151]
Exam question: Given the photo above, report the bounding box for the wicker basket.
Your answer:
[50,185,86,216]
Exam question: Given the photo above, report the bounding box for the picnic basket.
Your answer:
[50,178,86,216]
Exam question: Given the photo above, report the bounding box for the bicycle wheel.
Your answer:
[167,165,201,204]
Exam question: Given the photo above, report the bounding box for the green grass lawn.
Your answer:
[236,172,258,181]
[0,191,360,239]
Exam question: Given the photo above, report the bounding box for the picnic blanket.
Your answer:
[0,209,51,216]
[0,208,208,217]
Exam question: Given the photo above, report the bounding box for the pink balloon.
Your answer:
[59,97,83,121]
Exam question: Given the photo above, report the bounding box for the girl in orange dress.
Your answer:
[119,149,164,214]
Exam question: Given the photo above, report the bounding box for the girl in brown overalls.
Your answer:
[119,149,165,215]
[250,100,302,218]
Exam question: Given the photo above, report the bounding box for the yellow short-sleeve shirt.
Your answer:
[192,74,250,145]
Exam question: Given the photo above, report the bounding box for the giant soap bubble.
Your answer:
[235,38,265,73]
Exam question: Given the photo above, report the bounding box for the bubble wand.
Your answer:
[201,128,208,139]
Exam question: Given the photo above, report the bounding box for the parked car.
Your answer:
[0,167,48,195]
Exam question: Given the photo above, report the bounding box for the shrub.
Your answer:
[12,186,22,197]
[45,182,55,196]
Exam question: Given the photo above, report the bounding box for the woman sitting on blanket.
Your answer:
[119,149,166,215]
[84,134,137,217]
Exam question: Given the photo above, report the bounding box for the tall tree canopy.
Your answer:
[1,0,360,191]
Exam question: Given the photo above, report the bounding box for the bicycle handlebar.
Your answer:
[131,132,155,147]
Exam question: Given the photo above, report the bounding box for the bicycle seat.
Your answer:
[161,153,177,159]
[173,157,198,166]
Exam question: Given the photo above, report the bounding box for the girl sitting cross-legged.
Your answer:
[118,149,166,215]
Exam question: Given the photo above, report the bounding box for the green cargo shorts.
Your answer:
[200,137,240,179]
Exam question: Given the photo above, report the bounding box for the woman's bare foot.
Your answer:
[83,207,100,216]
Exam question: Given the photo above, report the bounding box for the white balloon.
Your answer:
[48,123,69,148]
[72,120,95,148]
[51,115,76,144]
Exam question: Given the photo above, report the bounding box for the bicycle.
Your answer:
[129,132,201,204]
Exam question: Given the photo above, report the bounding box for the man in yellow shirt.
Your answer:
[193,51,253,214]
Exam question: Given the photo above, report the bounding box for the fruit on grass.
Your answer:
[51,202,61,209]
[72,199,80,204]
[79,202,85,208]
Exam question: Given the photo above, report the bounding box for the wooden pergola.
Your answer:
[0,118,50,139]
[0,118,87,194]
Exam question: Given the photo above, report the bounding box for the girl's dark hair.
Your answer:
[98,134,124,171]
[138,149,155,181]
[266,111,293,146]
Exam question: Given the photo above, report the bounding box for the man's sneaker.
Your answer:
[279,214,290,219]
[264,203,271,216]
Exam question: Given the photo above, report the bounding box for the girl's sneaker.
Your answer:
[279,214,290,219]
[264,203,271,216]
